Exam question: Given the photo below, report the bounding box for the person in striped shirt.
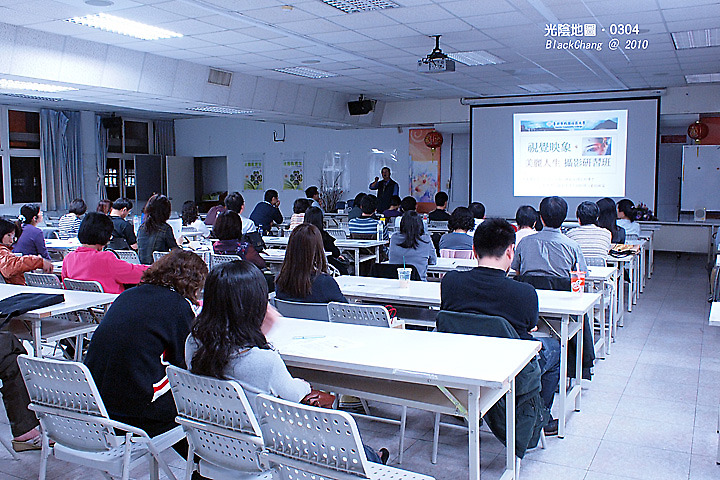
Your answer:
[565,201,612,261]
[58,198,87,239]
[348,194,387,239]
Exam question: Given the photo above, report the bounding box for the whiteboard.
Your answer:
[681,145,720,212]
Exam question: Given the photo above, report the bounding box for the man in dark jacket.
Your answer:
[369,167,399,213]
[249,189,284,234]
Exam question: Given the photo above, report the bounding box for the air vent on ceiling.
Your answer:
[208,68,233,87]
[1,93,61,102]
[321,0,399,14]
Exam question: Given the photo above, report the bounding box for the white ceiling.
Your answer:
[0,0,719,122]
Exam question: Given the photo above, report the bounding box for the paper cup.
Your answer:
[397,267,412,287]
[570,270,586,293]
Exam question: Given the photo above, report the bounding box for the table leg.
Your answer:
[504,380,517,480]
[648,234,654,278]
[616,264,624,327]
[599,290,607,359]
[468,387,482,480]
[558,314,568,438]
[627,262,633,312]
[354,248,360,276]
[32,319,41,357]
[575,313,584,412]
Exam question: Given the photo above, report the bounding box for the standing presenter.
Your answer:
[369,167,400,213]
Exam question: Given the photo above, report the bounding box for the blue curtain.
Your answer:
[40,109,83,212]
[153,119,175,157]
[96,115,108,201]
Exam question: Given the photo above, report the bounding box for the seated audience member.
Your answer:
[275,223,347,303]
[515,205,539,245]
[186,260,388,464]
[566,202,612,261]
[617,199,641,239]
[1,332,42,451]
[58,198,87,239]
[181,200,210,237]
[0,219,52,284]
[224,192,257,234]
[347,192,366,220]
[13,204,50,260]
[136,194,179,265]
[304,206,349,275]
[597,197,626,244]
[203,191,228,226]
[389,211,437,281]
[107,198,138,250]
[249,189,284,234]
[512,196,587,276]
[84,250,207,442]
[96,199,112,214]
[428,191,451,221]
[212,210,266,270]
[348,194,386,239]
[394,196,417,229]
[382,195,402,219]
[441,218,560,435]
[439,206,474,251]
[467,201,485,236]
[289,198,312,231]
[305,185,323,212]
[62,212,149,293]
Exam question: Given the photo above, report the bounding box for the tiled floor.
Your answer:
[1,252,719,480]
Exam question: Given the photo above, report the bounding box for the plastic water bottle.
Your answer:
[376,220,383,241]
[133,215,140,233]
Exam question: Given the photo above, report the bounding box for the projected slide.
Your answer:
[513,109,628,197]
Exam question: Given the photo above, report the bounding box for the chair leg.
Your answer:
[0,435,19,460]
[38,431,50,480]
[432,413,441,464]
[539,430,546,449]
[185,442,195,480]
[398,406,407,465]
[359,398,371,416]
[150,457,160,480]
[121,433,132,480]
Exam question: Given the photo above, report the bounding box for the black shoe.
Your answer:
[379,448,390,465]
[544,418,559,436]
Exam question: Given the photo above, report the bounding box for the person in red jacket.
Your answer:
[0,219,52,284]
[62,212,149,293]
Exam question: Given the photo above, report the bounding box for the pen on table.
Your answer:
[292,335,326,339]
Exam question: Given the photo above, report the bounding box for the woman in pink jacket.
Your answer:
[62,212,149,294]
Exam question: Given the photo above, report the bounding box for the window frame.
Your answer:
[0,105,45,208]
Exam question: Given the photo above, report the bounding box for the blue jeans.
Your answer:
[537,336,561,410]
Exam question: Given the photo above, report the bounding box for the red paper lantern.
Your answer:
[688,121,709,143]
[424,130,443,150]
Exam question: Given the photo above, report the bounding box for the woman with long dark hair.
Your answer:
[303,206,349,275]
[13,204,50,259]
[186,260,387,464]
[389,211,436,281]
[597,197,626,244]
[275,223,346,303]
[616,199,640,239]
[136,194,179,264]
[181,200,210,237]
[213,210,266,270]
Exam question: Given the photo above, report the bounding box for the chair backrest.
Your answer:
[256,394,369,477]
[516,273,571,292]
[16,355,118,452]
[327,263,341,277]
[585,256,607,267]
[210,253,242,269]
[428,220,448,231]
[153,251,169,263]
[349,233,377,240]
[436,310,519,339]
[166,366,264,473]
[369,262,421,281]
[326,228,347,240]
[327,302,390,328]
[63,278,105,293]
[24,272,63,289]
[439,249,474,259]
[274,298,329,321]
[111,249,140,265]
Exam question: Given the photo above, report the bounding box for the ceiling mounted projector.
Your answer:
[348,95,375,115]
[418,35,455,73]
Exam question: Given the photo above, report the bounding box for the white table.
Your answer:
[584,266,618,358]
[710,303,720,327]
[0,284,117,357]
[45,238,81,258]
[334,276,600,438]
[607,245,642,316]
[263,236,387,275]
[267,316,540,480]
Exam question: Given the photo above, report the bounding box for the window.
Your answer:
[9,110,40,149]
[10,156,42,204]
[0,107,43,206]
[105,119,150,203]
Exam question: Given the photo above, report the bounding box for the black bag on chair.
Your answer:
[0,293,65,330]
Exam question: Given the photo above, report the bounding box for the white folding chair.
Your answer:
[63,278,105,325]
[327,302,408,463]
[17,355,182,480]
[439,249,473,259]
[326,228,347,240]
[274,298,329,321]
[166,366,275,480]
[112,249,141,265]
[24,273,63,289]
[153,251,169,263]
[256,394,434,480]
[209,253,241,269]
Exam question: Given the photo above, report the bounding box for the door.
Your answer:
[166,156,195,206]
[134,154,163,208]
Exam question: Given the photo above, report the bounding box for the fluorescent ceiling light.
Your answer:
[518,83,559,93]
[274,67,337,79]
[187,106,253,114]
[321,0,398,14]
[447,51,505,66]
[671,28,720,49]
[685,73,720,84]
[0,78,78,93]
[66,13,183,40]
[383,92,420,99]
[1,93,61,102]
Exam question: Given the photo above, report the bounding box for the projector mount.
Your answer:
[418,35,455,73]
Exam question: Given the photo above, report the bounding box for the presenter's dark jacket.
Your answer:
[369,179,399,213]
